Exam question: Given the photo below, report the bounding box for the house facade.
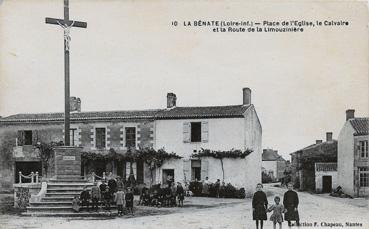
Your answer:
[262,149,286,182]
[314,162,337,193]
[337,109,369,197]
[290,132,337,191]
[0,88,262,193]
[0,107,157,190]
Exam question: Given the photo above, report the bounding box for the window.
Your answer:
[125,127,136,148]
[95,128,106,149]
[359,167,369,187]
[359,141,368,158]
[191,160,201,181]
[191,122,201,142]
[70,128,77,146]
[24,131,33,145]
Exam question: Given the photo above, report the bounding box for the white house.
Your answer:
[262,149,286,182]
[315,162,337,193]
[154,88,262,193]
[337,109,369,197]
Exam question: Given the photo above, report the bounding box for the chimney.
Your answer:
[346,109,355,121]
[70,97,81,112]
[316,140,323,144]
[326,132,333,142]
[167,93,177,108]
[242,87,251,105]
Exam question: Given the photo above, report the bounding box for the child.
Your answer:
[268,196,285,229]
[80,186,90,212]
[252,183,268,229]
[104,186,112,211]
[72,195,81,213]
[176,182,184,207]
[283,183,300,227]
[125,187,134,215]
[114,188,125,216]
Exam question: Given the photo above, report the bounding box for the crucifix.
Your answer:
[45,0,87,146]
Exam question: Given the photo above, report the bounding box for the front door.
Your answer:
[162,169,174,185]
[322,176,332,193]
[94,160,106,178]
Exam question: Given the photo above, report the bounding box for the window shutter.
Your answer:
[17,131,24,146]
[136,160,144,184]
[201,121,209,143]
[183,159,191,183]
[32,130,38,145]
[132,162,137,179]
[183,122,191,143]
[126,162,131,180]
[201,159,209,180]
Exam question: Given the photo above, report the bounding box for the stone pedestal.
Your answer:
[54,146,82,178]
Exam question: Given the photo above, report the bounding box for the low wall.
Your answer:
[13,183,41,209]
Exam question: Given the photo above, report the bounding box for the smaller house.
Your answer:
[338,109,369,197]
[262,149,286,182]
[290,132,337,191]
[315,162,337,193]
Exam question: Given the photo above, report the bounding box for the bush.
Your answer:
[189,181,202,196]
[189,181,245,199]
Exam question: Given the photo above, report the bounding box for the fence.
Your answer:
[18,171,41,184]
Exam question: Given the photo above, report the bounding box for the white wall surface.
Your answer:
[337,121,355,195]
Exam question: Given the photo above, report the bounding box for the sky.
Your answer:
[0,0,368,160]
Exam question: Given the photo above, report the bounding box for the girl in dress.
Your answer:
[268,196,285,229]
[252,183,268,229]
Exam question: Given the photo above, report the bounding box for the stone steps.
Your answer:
[31,201,111,206]
[21,212,118,217]
[24,176,111,217]
[27,206,117,212]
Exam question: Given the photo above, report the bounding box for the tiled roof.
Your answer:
[350,118,369,136]
[0,109,162,123]
[290,140,337,156]
[0,105,251,123]
[262,149,285,161]
[315,162,337,172]
[155,105,250,119]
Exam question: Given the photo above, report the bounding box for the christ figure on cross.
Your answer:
[45,0,87,146]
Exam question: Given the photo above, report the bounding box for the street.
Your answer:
[0,185,368,229]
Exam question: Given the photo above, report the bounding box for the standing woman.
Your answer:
[252,183,268,229]
[283,183,300,227]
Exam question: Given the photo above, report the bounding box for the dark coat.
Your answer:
[252,191,268,220]
[80,190,90,201]
[283,190,300,221]
[125,192,134,208]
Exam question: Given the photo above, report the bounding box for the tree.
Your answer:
[34,141,63,177]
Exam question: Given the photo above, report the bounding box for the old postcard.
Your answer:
[0,0,368,228]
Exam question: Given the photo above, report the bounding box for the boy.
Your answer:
[80,186,90,212]
[125,187,134,215]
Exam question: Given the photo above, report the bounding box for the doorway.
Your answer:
[322,176,332,193]
[162,169,174,185]
[15,161,42,183]
[93,160,106,178]
[191,160,201,181]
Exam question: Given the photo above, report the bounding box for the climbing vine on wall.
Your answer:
[191,148,253,182]
[192,148,253,159]
[81,147,182,186]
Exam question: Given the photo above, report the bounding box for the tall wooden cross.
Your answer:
[45,0,87,146]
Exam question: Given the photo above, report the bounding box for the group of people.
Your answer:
[138,181,185,207]
[252,183,299,229]
[72,176,134,216]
